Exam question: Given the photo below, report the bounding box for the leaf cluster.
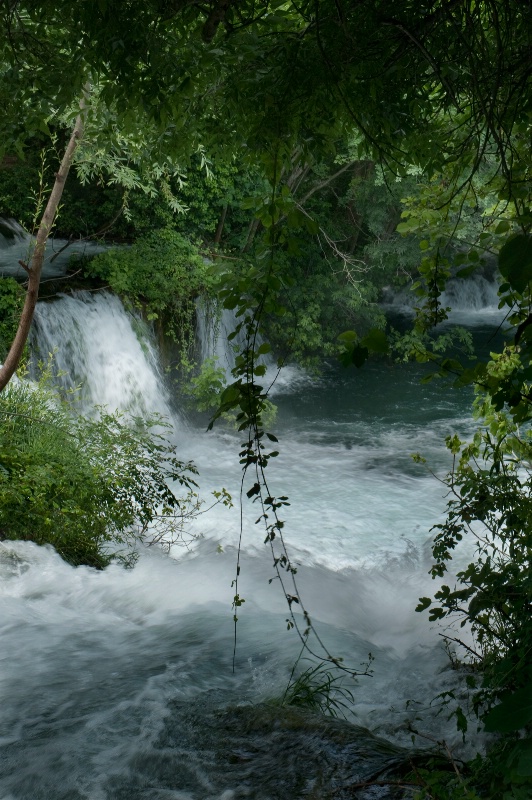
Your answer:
[85,228,215,375]
[0,277,25,361]
[0,376,199,567]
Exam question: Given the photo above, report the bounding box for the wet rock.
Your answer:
[108,701,414,799]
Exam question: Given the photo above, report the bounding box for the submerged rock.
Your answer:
[108,700,413,799]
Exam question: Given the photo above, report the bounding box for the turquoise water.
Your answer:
[0,294,503,798]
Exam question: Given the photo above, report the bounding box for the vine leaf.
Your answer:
[499,234,532,294]
[483,686,532,733]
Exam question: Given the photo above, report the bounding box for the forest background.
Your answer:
[1,1,532,798]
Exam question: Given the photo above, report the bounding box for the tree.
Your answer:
[0,94,86,389]
[1,0,531,388]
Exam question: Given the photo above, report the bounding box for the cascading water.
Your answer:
[30,291,173,419]
[383,273,503,326]
[0,288,492,799]
[0,217,106,280]
[195,302,307,395]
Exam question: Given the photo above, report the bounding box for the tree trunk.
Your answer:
[0,93,88,392]
[213,204,228,246]
[242,218,261,253]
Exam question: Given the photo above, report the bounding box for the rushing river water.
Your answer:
[0,285,504,799]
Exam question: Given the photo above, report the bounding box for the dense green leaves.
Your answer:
[0,376,199,567]
[484,688,532,734]
[498,235,532,294]
[0,278,25,361]
[85,229,214,370]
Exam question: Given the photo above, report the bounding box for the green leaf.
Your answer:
[338,330,358,343]
[512,738,532,777]
[396,221,412,234]
[416,597,432,612]
[361,328,388,354]
[498,235,532,294]
[495,219,510,234]
[456,265,478,278]
[220,385,240,404]
[484,686,532,733]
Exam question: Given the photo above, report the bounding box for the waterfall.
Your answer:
[439,274,502,324]
[31,291,174,419]
[195,301,308,395]
[0,288,482,797]
[383,274,503,325]
[195,303,245,380]
[0,216,106,279]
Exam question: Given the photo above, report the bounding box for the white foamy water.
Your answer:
[383,274,504,326]
[31,291,174,419]
[0,290,484,799]
[0,217,106,280]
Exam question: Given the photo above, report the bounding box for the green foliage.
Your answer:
[86,228,214,366]
[0,147,127,238]
[264,248,385,370]
[338,327,389,368]
[415,392,532,794]
[408,757,483,800]
[0,155,44,228]
[398,131,532,797]
[0,376,199,568]
[394,151,527,332]
[170,156,265,248]
[0,277,25,361]
[498,235,532,295]
[183,356,226,413]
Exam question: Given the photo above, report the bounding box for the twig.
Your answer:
[438,632,482,661]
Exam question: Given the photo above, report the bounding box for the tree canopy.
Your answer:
[2,1,531,172]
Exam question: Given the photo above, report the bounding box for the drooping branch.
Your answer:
[296,159,360,207]
[0,89,88,392]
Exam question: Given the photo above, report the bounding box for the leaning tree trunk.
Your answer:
[0,94,87,392]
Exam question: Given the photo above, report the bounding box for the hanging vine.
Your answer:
[209,144,373,679]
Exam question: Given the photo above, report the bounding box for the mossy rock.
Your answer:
[107,699,414,799]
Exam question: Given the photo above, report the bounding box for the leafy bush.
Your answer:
[0,377,199,568]
[183,356,227,412]
[86,229,214,366]
[0,277,25,361]
[416,396,532,795]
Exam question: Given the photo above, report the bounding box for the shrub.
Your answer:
[0,376,199,568]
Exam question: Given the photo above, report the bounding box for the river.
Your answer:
[0,283,503,799]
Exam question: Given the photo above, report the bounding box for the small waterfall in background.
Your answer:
[439,274,502,324]
[31,291,174,420]
[195,301,308,395]
[383,273,503,325]
[195,302,246,380]
[0,216,106,280]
